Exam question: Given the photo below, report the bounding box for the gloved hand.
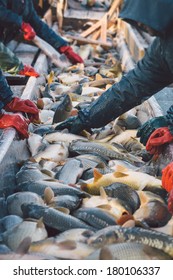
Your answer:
[146,127,173,156]
[18,65,39,77]
[0,113,30,139]
[4,97,39,123]
[136,116,168,145]
[162,162,173,193]
[58,46,84,65]
[55,115,85,134]
[21,22,36,41]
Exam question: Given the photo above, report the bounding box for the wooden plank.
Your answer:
[80,18,103,38]
[108,0,122,18]
[65,34,113,47]
[100,13,107,43]
[92,29,101,40]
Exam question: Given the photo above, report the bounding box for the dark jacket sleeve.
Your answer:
[0,69,13,112]
[78,37,173,128]
[0,1,22,27]
[25,1,67,49]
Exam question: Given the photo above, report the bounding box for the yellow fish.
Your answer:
[80,165,162,195]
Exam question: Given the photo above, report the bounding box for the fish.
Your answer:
[39,109,55,124]
[55,228,94,243]
[86,243,172,260]
[16,161,51,185]
[0,215,23,233]
[33,142,68,163]
[1,220,47,251]
[44,187,82,211]
[32,124,55,136]
[109,130,145,153]
[58,73,87,85]
[37,97,54,110]
[104,183,141,213]
[0,198,8,219]
[72,207,116,229]
[69,140,143,165]
[82,187,130,220]
[6,191,44,217]
[83,77,115,88]
[52,94,72,124]
[133,200,172,227]
[29,237,95,260]
[55,158,84,184]
[43,130,87,144]
[80,165,162,195]
[87,225,173,258]
[27,133,48,156]
[17,180,90,198]
[0,244,11,254]
[115,111,141,129]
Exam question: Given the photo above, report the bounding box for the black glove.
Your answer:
[55,116,86,134]
[136,116,168,145]
[56,76,143,134]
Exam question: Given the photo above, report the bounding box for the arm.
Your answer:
[56,37,173,133]
[26,1,67,49]
[0,69,13,111]
[0,1,22,27]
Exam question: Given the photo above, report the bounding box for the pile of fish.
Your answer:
[0,44,173,260]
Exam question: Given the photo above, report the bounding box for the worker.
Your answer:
[0,69,39,139]
[0,41,39,77]
[55,0,173,147]
[162,162,173,215]
[0,0,83,65]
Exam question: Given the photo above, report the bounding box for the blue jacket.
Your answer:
[77,0,173,128]
[0,0,67,48]
[0,69,13,112]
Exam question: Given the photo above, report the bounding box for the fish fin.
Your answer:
[99,246,114,260]
[56,207,70,214]
[93,168,103,182]
[122,219,135,228]
[95,73,103,80]
[114,171,128,178]
[47,70,54,85]
[95,162,107,169]
[41,169,55,177]
[44,187,54,204]
[29,157,37,163]
[97,204,111,210]
[116,165,129,173]
[36,217,44,228]
[15,237,32,254]
[99,187,108,200]
[57,240,77,250]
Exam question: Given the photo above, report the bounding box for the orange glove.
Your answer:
[58,46,84,65]
[0,113,30,139]
[146,127,173,157]
[21,22,36,41]
[162,162,173,193]
[18,65,39,77]
[4,97,39,123]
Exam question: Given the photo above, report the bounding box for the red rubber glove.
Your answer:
[58,46,84,65]
[168,189,173,215]
[18,65,39,77]
[4,97,39,123]
[162,162,173,193]
[21,22,36,41]
[0,113,30,139]
[146,127,173,156]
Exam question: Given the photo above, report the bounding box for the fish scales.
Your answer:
[69,140,138,163]
[88,225,173,258]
